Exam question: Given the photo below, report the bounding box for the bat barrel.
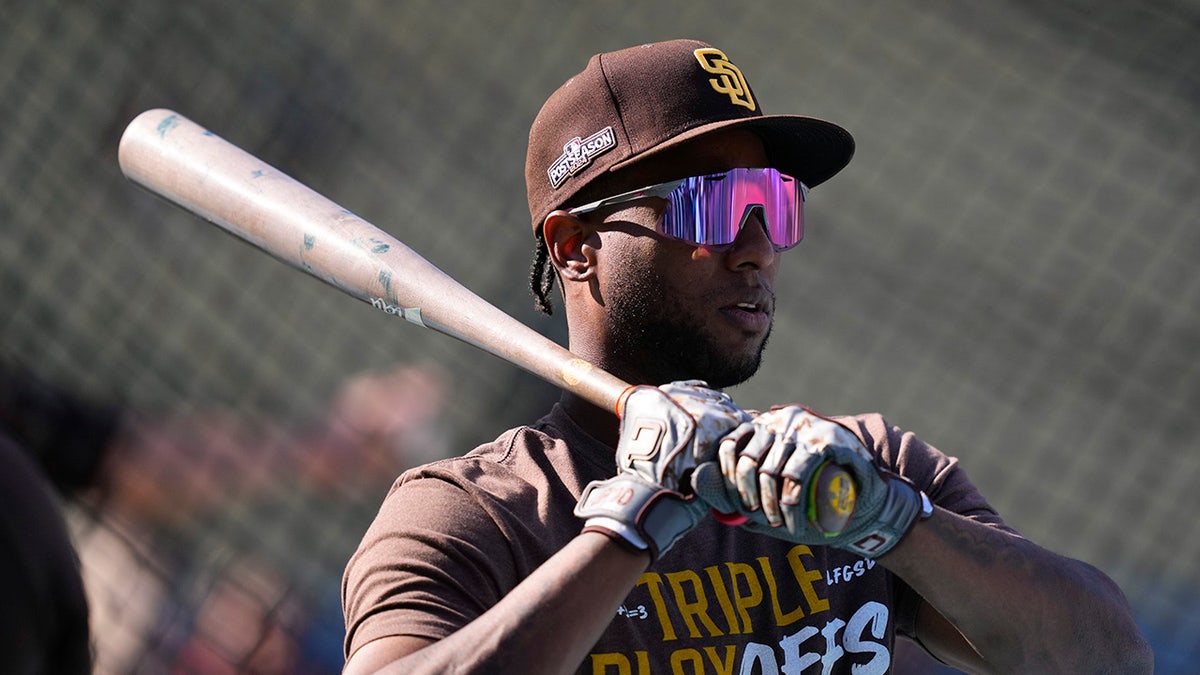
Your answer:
[117,109,630,412]
[119,109,381,301]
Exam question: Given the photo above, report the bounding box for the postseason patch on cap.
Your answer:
[547,126,616,189]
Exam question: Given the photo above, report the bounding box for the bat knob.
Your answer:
[712,509,749,526]
[810,462,857,534]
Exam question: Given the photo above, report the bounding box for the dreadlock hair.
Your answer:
[529,231,557,315]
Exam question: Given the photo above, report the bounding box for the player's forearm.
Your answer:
[344,531,648,675]
[881,508,1152,673]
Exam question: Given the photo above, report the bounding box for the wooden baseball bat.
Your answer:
[116,108,855,534]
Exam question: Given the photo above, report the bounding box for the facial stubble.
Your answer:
[605,269,772,389]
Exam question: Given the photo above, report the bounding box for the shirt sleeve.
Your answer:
[340,430,574,662]
[341,466,516,658]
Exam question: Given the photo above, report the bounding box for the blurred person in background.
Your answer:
[0,431,92,674]
[1,360,448,673]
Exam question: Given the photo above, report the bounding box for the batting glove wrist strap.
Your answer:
[837,473,923,558]
[575,476,700,560]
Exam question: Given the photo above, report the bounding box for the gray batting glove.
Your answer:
[575,381,751,560]
[692,405,925,558]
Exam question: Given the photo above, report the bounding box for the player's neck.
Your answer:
[559,391,619,448]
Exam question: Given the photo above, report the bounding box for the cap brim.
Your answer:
[608,114,854,188]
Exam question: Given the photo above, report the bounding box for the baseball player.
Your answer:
[342,40,1151,673]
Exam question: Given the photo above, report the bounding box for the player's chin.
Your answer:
[702,354,763,390]
[717,311,773,354]
[702,335,770,389]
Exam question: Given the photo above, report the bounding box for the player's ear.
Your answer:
[543,210,597,281]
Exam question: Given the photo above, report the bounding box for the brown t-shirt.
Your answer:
[343,404,1011,673]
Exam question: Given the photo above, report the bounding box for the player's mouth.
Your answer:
[719,295,773,334]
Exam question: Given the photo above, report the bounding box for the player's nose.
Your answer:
[724,208,777,271]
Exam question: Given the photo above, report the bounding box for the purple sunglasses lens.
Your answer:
[658,168,803,250]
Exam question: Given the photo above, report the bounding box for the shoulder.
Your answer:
[389,405,609,501]
[381,425,550,521]
[832,412,952,477]
[359,405,611,558]
[833,412,1013,530]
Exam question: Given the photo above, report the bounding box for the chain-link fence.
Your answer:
[2,0,1197,672]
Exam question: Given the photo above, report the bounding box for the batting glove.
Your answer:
[691,405,926,558]
[575,381,751,561]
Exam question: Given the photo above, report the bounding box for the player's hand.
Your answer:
[691,405,926,558]
[574,381,750,560]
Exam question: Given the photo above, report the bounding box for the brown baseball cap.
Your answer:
[525,39,855,232]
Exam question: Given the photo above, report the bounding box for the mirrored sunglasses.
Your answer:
[568,167,806,252]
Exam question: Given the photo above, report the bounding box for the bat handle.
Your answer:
[712,461,858,534]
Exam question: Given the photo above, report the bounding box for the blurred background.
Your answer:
[1,0,1196,672]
